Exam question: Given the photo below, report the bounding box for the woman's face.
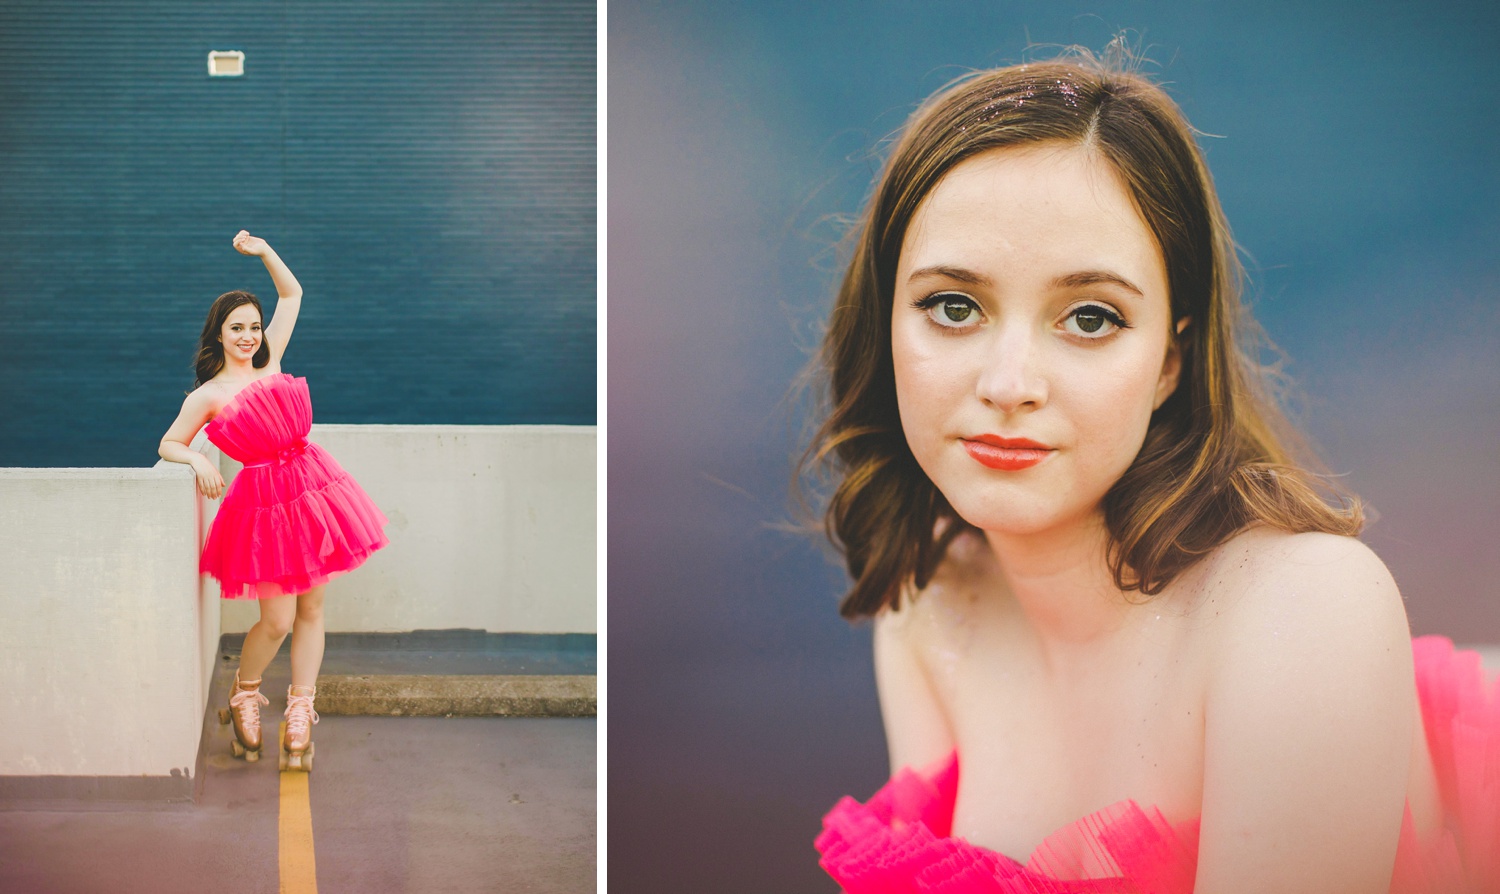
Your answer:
[219,303,263,362]
[891,142,1181,536]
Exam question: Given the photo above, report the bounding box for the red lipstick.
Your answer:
[961,435,1054,471]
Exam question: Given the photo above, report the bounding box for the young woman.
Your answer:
[158,231,389,771]
[805,54,1497,892]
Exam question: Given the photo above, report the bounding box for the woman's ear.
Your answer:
[1153,317,1192,410]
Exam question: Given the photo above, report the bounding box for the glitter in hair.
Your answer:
[1056,79,1080,108]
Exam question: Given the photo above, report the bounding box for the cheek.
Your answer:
[891,323,967,443]
[1065,345,1165,464]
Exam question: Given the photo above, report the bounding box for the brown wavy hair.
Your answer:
[193,290,270,389]
[802,50,1363,620]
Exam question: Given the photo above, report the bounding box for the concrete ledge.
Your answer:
[0,463,210,782]
[217,424,598,636]
[315,674,596,717]
[0,773,193,808]
[219,630,596,676]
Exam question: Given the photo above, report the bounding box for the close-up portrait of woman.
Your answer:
[610,3,1499,892]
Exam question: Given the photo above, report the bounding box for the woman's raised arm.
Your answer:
[233,230,303,364]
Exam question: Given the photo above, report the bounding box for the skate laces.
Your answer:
[284,688,320,736]
[229,685,269,734]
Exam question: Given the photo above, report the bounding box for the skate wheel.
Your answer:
[231,738,245,758]
[244,747,259,763]
[303,742,314,772]
[217,708,231,725]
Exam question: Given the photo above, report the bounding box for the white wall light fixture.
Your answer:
[207,51,245,77]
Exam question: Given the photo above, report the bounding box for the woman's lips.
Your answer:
[961,435,1054,471]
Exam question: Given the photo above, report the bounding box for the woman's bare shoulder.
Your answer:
[1190,528,1416,884]
[1191,526,1410,681]
[873,531,988,771]
[190,365,284,414]
[187,378,237,415]
[182,381,220,410]
[1197,527,1401,614]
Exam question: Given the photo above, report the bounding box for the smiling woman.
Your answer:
[803,49,1498,893]
[156,231,389,773]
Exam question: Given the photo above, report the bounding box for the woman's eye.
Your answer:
[1063,304,1126,338]
[918,293,981,328]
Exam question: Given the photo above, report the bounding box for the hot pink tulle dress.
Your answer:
[817,636,1500,893]
[199,372,389,600]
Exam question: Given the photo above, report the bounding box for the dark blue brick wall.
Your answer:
[0,0,596,467]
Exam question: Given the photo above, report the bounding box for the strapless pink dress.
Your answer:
[817,636,1499,893]
[199,373,389,600]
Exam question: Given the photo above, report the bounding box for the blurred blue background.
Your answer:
[609,1,1500,891]
[0,0,596,468]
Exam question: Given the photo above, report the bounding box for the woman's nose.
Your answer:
[974,322,1048,413]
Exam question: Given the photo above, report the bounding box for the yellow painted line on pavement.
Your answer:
[277,720,319,894]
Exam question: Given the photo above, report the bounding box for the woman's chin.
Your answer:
[946,498,1100,540]
[949,507,1054,537]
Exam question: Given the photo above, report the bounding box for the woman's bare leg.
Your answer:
[289,584,327,689]
[239,586,298,681]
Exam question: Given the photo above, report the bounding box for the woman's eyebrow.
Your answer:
[906,265,993,286]
[907,266,1144,297]
[1052,270,1144,297]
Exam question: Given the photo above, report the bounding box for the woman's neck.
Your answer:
[982,514,1143,668]
[217,357,260,381]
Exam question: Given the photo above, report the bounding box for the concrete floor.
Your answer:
[0,636,597,893]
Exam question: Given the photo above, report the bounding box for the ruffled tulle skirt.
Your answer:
[199,440,389,600]
[817,636,1499,893]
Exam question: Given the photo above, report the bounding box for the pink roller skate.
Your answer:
[280,684,319,772]
[217,669,271,762]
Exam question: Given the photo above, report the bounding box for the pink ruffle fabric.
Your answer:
[818,636,1499,893]
[1391,637,1500,892]
[199,373,389,600]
